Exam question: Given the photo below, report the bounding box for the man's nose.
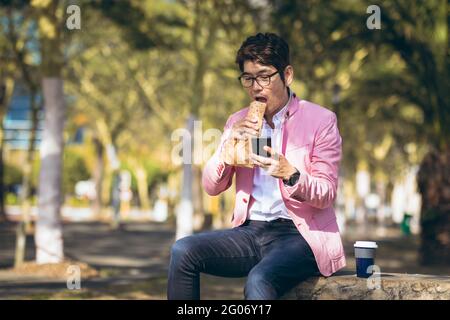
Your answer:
[251,79,263,90]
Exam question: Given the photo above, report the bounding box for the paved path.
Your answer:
[0,220,448,299]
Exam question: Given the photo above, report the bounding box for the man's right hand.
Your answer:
[230,116,261,141]
[219,116,261,166]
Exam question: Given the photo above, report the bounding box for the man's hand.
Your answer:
[230,116,261,140]
[220,117,259,165]
[250,146,297,180]
[220,117,261,166]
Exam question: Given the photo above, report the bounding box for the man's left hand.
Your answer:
[250,146,297,180]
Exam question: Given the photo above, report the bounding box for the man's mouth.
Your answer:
[255,96,268,103]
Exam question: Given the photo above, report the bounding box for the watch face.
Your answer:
[290,171,300,184]
[283,170,300,186]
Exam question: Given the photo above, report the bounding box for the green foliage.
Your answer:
[62,148,91,195]
[120,160,168,194]
[65,196,90,208]
[5,192,18,205]
[144,161,169,190]
[4,163,23,186]
[271,0,448,181]
[4,0,445,215]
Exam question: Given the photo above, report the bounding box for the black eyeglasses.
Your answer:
[238,70,279,88]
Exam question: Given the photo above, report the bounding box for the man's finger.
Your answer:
[251,153,273,166]
[232,129,251,140]
[264,146,279,160]
[245,121,260,130]
[235,126,258,136]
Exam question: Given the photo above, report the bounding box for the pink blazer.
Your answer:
[202,93,346,277]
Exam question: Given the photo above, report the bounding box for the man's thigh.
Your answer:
[176,225,260,277]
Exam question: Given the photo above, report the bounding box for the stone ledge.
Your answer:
[282,272,450,300]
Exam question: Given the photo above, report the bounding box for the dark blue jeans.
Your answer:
[167,218,319,300]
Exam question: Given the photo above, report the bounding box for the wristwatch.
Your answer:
[283,169,300,187]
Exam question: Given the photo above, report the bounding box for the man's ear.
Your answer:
[284,65,294,87]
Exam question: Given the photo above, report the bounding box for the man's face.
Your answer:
[241,60,293,116]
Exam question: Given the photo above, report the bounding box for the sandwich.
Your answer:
[221,101,267,168]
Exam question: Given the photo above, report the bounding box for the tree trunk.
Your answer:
[102,168,113,210]
[193,165,207,231]
[176,116,194,240]
[417,146,450,265]
[35,78,65,264]
[135,165,150,211]
[0,78,15,222]
[32,0,65,264]
[0,121,6,222]
[20,91,39,229]
[186,4,219,233]
[355,162,370,230]
[14,90,39,267]
[375,177,387,224]
[92,136,103,217]
[96,120,118,209]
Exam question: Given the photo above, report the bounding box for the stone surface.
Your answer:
[282,273,450,300]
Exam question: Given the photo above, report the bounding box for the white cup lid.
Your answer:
[354,241,378,248]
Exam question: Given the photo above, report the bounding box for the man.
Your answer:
[168,33,345,300]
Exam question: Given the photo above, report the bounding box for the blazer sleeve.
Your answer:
[201,116,236,196]
[281,113,342,209]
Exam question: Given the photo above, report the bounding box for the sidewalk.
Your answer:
[4,205,154,222]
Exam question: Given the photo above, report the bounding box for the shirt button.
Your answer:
[243,198,248,203]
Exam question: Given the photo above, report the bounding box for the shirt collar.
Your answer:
[263,88,292,127]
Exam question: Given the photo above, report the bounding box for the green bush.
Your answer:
[63,149,91,195]
[5,193,19,205]
[4,163,23,186]
[120,160,169,195]
[65,196,90,207]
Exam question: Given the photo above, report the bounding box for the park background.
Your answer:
[0,0,448,299]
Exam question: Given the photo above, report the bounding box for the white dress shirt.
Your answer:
[249,90,293,222]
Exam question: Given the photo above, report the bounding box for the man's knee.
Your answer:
[244,269,277,300]
[170,236,198,266]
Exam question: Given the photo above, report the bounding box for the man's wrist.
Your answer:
[282,168,300,186]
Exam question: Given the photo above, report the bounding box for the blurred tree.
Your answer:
[0,2,43,264]
[4,162,23,186]
[65,12,185,214]
[176,0,262,236]
[272,0,448,264]
[0,78,14,222]
[82,1,241,233]
[0,7,18,222]
[33,0,66,264]
[63,3,191,222]
[1,0,68,265]
[62,148,90,196]
[3,6,42,248]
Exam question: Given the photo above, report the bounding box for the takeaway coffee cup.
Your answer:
[354,241,378,278]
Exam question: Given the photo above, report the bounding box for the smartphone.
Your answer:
[251,137,272,157]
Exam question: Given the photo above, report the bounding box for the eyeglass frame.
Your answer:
[238,70,280,88]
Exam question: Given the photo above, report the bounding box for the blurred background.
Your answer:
[0,0,448,299]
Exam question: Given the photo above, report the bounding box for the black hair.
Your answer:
[235,32,290,82]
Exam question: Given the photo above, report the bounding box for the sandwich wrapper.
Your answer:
[220,101,267,168]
